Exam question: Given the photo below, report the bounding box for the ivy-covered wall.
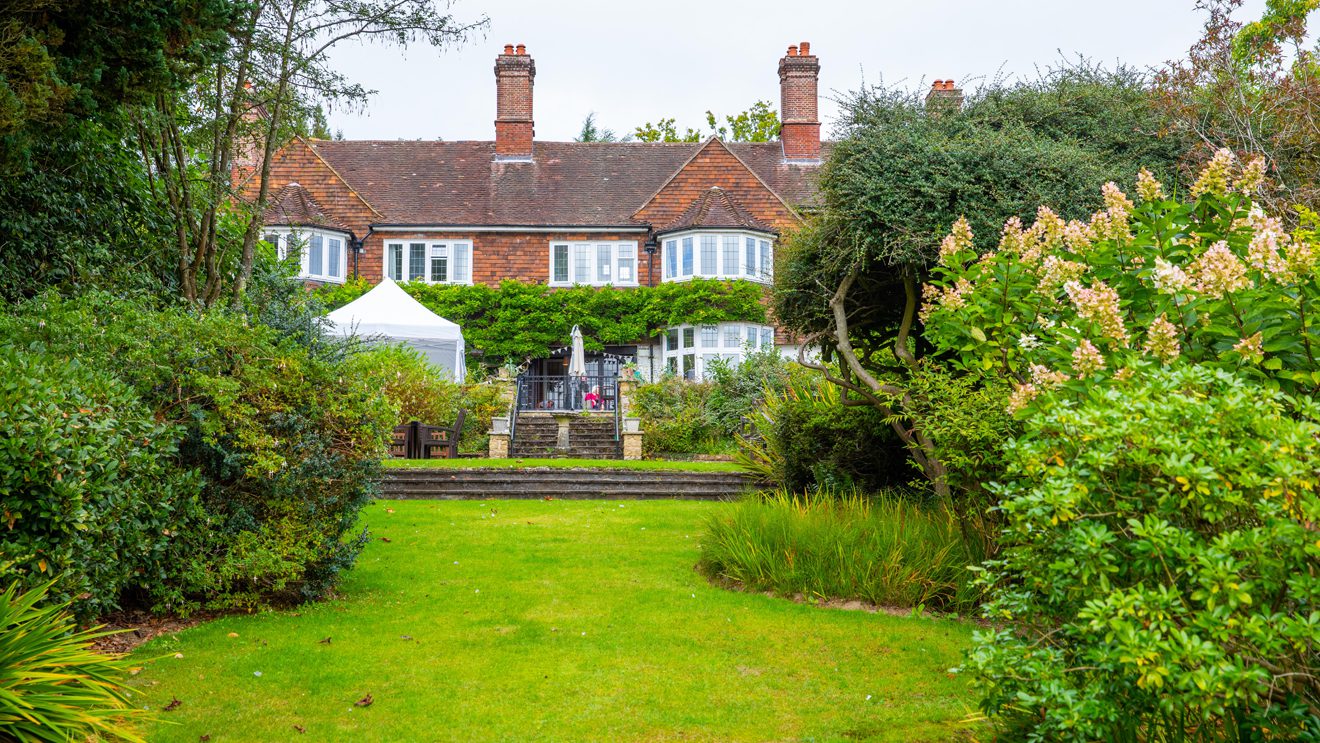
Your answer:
[315,278,768,362]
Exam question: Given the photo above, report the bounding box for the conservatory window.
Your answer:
[548,241,640,287]
[383,240,473,284]
[661,322,779,381]
[659,230,773,283]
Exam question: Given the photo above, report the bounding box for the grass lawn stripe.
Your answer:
[128,500,980,742]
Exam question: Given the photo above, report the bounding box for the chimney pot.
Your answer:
[516,43,526,55]
[926,78,963,114]
[800,41,810,55]
[503,44,514,54]
[787,45,798,56]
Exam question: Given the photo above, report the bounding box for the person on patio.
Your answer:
[584,386,600,410]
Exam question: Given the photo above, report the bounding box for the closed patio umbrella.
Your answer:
[568,325,587,410]
[568,325,587,377]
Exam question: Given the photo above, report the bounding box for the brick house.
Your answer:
[253,41,828,382]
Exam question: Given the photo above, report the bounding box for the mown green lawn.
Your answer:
[128,500,980,742]
[384,457,743,472]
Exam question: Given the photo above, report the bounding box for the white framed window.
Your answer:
[548,241,640,287]
[384,240,473,284]
[263,227,349,283]
[661,322,779,381]
[659,230,774,284]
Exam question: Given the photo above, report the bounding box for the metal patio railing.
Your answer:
[515,374,618,413]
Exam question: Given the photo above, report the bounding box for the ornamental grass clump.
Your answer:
[960,366,1320,740]
[698,489,982,613]
[0,580,145,742]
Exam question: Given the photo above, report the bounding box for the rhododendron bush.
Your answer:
[922,149,1320,411]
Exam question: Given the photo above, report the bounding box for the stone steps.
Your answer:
[511,412,622,458]
[381,467,751,500]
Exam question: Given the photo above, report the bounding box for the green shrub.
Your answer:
[702,346,792,435]
[345,343,507,454]
[0,580,145,742]
[961,366,1320,740]
[736,369,911,491]
[346,343,465,427]
[0,348,203,619]
[0,292,394,612]
[632,377,727,455]
[699,489,982,613]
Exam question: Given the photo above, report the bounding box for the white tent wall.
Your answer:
[325,279,467,381]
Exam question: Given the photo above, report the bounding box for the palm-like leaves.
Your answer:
[0,581,144,742]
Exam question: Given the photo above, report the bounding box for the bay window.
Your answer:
[385,240,474,284]
[262,227,349,283]
[548,241,640,287]
[660,229,774,283]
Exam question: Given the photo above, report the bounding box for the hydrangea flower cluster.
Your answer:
[1190,148,1234,199]
[1142,315,1181,364]
[1063,280,1128,346]
[1189,242,1251,298]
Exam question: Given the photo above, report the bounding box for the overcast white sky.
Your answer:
[324,0,1272,142]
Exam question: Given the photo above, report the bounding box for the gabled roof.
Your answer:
[262,182,353,233]
[304,140,828,227]
[658,187,776,236]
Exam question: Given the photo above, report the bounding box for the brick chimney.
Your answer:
[779,41,820,163]
[925,79,964,114]
[494,43,535,160]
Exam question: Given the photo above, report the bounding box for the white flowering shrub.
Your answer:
[921,149,1320,414]
[923,153,1320,738]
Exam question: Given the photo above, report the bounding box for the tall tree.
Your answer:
[0,0,232,299]
[574,112,628,142]
[134,0,486,306]
[1155,0,1320,216]
[634,101,779,142]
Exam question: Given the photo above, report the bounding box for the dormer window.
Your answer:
[261,227,349,283]
[661,230,772,283]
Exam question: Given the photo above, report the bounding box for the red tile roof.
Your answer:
[659,186,776,235]
[262,182,352,233]
[304,140,826,227]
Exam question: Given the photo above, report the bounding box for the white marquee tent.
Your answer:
[326,278,466,380]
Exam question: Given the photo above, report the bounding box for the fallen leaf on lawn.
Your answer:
[293,724,306,734]
[380,537,392,543]
[227,632,238,638]
[385,508,395,514]
[543,495,553,501]
[400,635,413,641]
[128,667,143,676]
[173,653,184,659]
[164,697,182,712]
[318,637,332,645]
[200,736,211,742]
[355,694,374,707]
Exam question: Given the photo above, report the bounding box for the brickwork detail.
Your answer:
[633,139,799,233]
[779,43,821,161]
[494,45,535,157]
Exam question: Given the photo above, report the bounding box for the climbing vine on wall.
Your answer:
[315,278,768,362]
